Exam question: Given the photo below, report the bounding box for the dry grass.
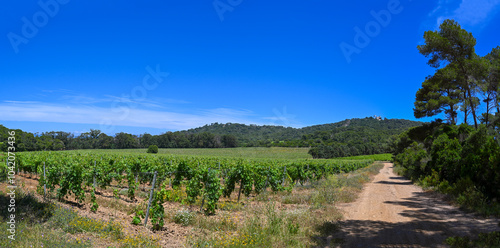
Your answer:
[1,162,383,247]
[0,181,161,248]
[184,162,384,247]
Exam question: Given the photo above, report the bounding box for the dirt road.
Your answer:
[330,162,499,248]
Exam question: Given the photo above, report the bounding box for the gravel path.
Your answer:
[329,162,499,248]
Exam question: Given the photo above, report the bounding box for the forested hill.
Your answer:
[301,118,421,133]
[1,117,422,154]
[182,117,423,148]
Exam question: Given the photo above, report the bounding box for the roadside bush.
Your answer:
[460,126,500,199]
[394,142,429,180]
[429,134,461,183]
[419,169,440,189]
[147,145,158,154]
[393,123,500,216]
[456,186,486,211]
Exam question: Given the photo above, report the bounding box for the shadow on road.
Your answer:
[314,190,499,247]
[315,219,448,248]
[375,180,413,185]
[389,176,408,180]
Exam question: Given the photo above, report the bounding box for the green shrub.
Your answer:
[0,160,7,181]
[147,145,158,154]
[394,142,429,180]
[132,210,145,225]
[173,209,195,226]
[394,123,500,215]
[419,169,440,189]
[460,126,500,199]
[438,180,453,194]
[430,134,462,182]
[456,186,486,210]
[446,231,500,248]
[164,188,186,202]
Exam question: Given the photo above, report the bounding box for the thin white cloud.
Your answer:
[3,100,40,104]
[36,90,189,109]
[102,95,165,109]
[60,94,108,105]
[451,0,500,25]
[428,0,452,17]
[428,0,500,30]
[201,108,255,118]
[262,106,302,128]
[41,89,74,94]
[0,101,267,132]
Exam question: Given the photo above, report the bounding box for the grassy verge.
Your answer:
[0,187,160,248]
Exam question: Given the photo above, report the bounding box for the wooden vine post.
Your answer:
[144,171,158,227]
[43,162,46,197]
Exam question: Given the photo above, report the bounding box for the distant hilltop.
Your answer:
[181,117,423,148]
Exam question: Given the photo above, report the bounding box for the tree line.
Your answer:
[0,125,237,152]
[1,117,421,155]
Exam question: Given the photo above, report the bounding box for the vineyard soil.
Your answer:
[10,174,190,247]
[331,163,500,247]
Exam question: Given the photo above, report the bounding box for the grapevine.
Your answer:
[16,151,373,222]
[90,185,98,212]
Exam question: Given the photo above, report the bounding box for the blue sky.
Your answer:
[1,0,500,135]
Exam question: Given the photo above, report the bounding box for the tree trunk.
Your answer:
[446,88,457,125]
[467,88,478,129]
[494,94,500,119]
[463,91,468,124]
[485,96,490,126]
[448,103,456,125]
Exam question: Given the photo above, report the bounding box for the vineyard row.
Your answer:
[3,152,374,229]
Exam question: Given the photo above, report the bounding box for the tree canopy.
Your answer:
[416,19,497,128]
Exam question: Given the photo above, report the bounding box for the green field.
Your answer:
[53,147,392,161]
[332,153,393,161]
[63,147,312,160]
